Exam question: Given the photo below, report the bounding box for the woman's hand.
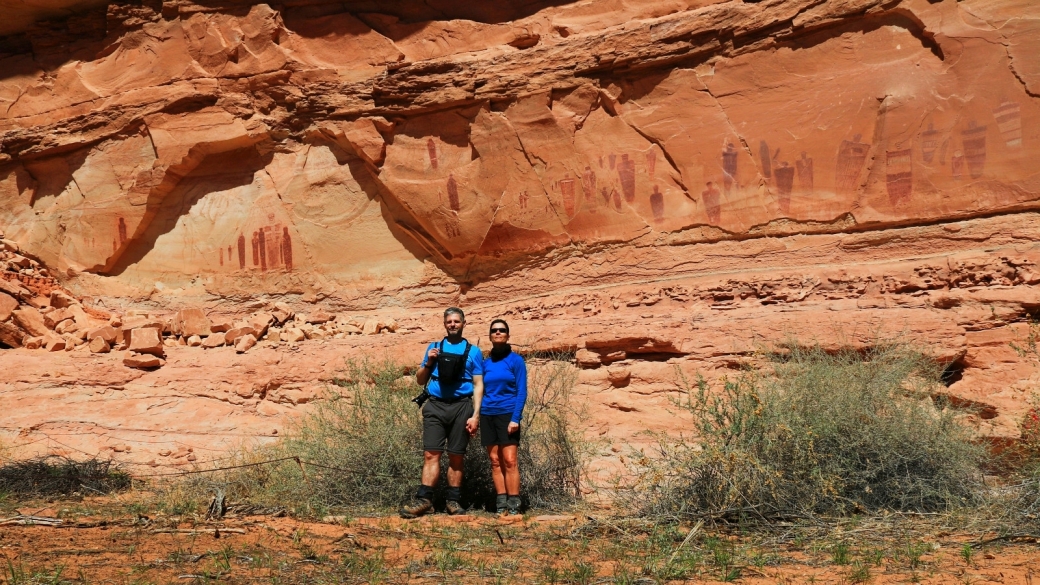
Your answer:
[466,416,479,436]
[507,422,520,434]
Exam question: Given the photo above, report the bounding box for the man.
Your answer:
[400,307,484,518]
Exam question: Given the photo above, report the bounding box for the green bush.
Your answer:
[171,357,584,515]
[625,343,984,521]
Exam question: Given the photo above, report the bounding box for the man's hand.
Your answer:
[425,347,440,367]
[466,416,479,436]
[507,422,520,434]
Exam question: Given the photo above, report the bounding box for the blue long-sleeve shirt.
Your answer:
[481,352,527,423]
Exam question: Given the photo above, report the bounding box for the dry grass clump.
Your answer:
[624,343,984,523]
[0,456,130,497]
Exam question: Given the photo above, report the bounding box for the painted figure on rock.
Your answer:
[921,123,939,163]
[558,174,577,218]
[650,185,664,222]
[702,181,721,225]
[427,139,439,170]
[886,147,913,206]
[961,121,987,179]
[835,134,870,194]
[722,143,738,195]
[645,150,657,179]
[447,174,461,212]
[237,235,246,269]
[993,100,1022,148]
[796,152,813,193]
[618,154,636,203]
[582,166,597,210]
[774,161,794,213]
[759,140,772,179]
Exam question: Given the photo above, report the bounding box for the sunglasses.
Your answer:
[490,328,508,334]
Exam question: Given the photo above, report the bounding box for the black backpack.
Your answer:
[433,339,472,383]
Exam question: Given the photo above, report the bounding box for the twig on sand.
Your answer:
[0,515,64,526]
[152,528,247,535]
[668,520,704,564]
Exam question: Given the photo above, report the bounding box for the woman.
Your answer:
[480,319,528,515]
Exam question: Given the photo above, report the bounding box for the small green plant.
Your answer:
[541,566,561,584]
[566,560,595,585]
[848,561,871,583]
[904,541,929,569]
[832,542,851,565]
[960,543,974,566]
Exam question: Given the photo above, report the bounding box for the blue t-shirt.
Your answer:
[481,352,527,423]
[422,338,484,399]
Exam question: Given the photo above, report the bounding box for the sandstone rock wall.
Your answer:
[0,0,1036,307]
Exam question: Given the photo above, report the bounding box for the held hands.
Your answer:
[507,422,520,434]
[466,416,479,437]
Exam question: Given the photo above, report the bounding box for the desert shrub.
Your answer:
[463,356,586,510]
[624,343,984,522]
[0,456,130,496]
[172,356,585,515]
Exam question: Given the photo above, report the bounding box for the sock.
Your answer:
[495,494,508,510]
[446,486,462,502]
[507,495,521,510]
[416,484,434,500]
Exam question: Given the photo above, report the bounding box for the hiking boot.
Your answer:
[506,496,521,516]
[445,500,464,515]
[495,494,508,515]
[399,497,432,519]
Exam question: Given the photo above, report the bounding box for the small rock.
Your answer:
[271,302,294,324]
[235,333,257,353]
[306,309,333,324]
[607,367,631,387]
[163,337,179,347]
[55,319,77,334]
[23,336,44,349]
[338,323,362,335]
[201,334,226,348]
[0,291,18,322]
[575,349,602,368]
[86,325,118,344]
[224,326,256,345]
[88,336,111,353]
[210,319,232,333]
[49,290,76,309]
[284,328,305,343]
[44,336,66,352]
[128,327,164,357]
[384,319,398,333]
[158,449,172,457]
[170,308,211,337]
[361,318,382,335]
[250,312,274,339]
[12,307,49,337]
[187,335,202,347]
[0,321,26,348]
[123,352,164,369]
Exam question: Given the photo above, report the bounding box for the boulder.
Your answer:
[44,336,66,352]
[124,352,164,369]
[384,319,398,333]
[250,312,274,339]
[306,309,333,324]
[210,319,232,333]
[86,326,118,344]
[187,335,202,347]
[43,307,73,329]
[338,323,362,335]
[54,319,77,334]
[23,336,43,349]
[0,278,29,300]
[170,308,211,337]
[49,290,76,309]
[0,321,26,347]
[224,326,256,345]
[235,333,257,353]
[271,302,293,324]
[202,334,226,348]
[607,367,631,387]
[0,291,18,322]
[284,328,305,343]
[362,318,382,335]
[88,336,111,353]
[576,349,602,368]
[127,327,164,357]
[11,307,48,337]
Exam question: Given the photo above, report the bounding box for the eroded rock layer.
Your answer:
[1,0,1039,467]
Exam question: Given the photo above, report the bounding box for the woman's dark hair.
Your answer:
[489,318,509,335]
